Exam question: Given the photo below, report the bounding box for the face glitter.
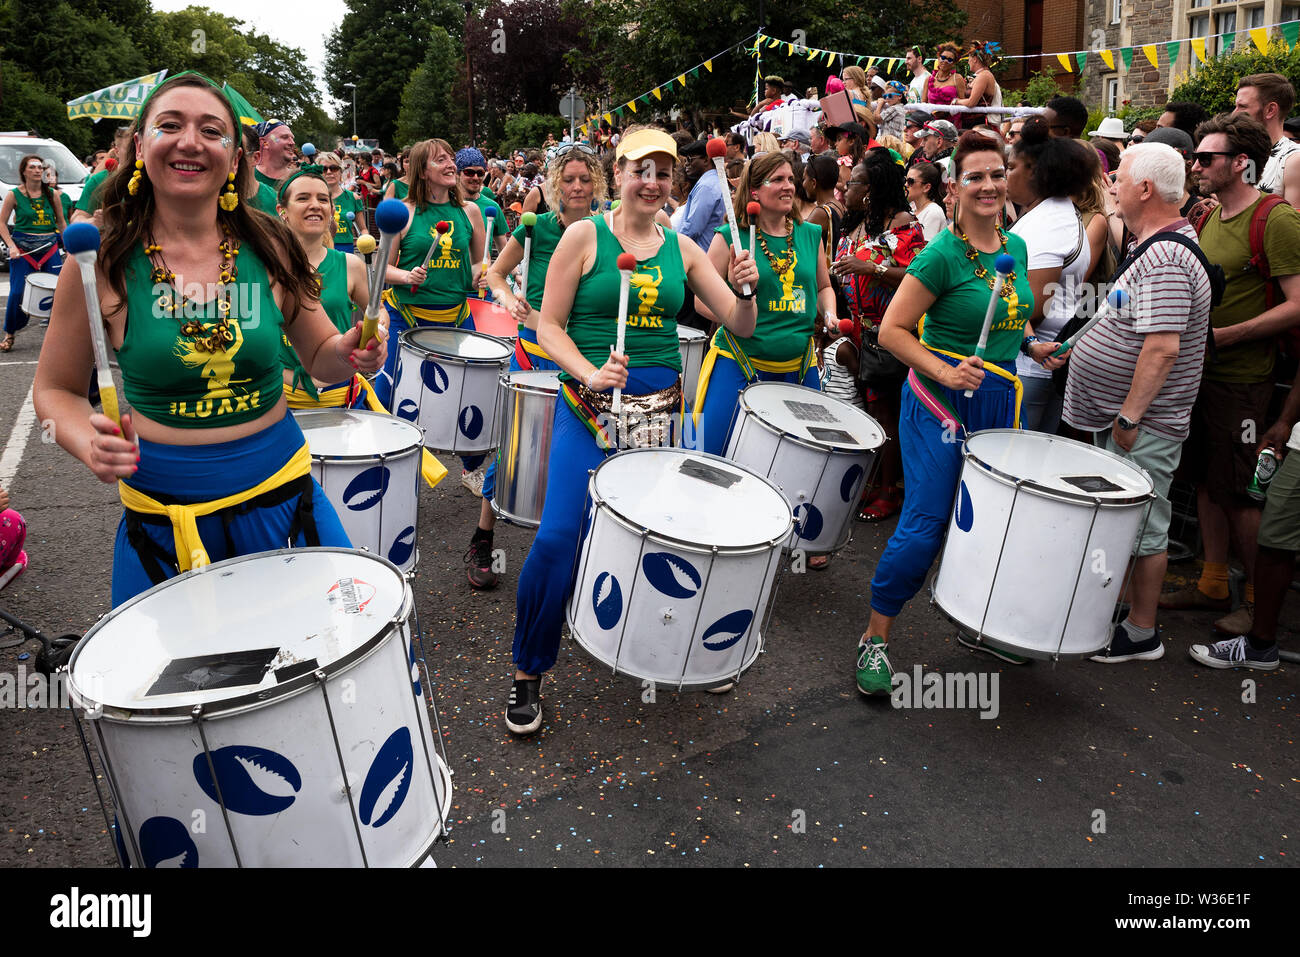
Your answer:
[149,126,164,139]
[220,136,232,149]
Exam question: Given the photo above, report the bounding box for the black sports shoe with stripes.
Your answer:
[506,677,543,735]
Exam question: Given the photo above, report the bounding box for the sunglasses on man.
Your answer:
[461,168,486,178]
[1192,150,1237,166]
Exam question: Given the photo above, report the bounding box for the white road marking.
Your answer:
[0,359,39,365]
[0,383,37,489]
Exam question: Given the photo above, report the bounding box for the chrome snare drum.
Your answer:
[491,370,560,528]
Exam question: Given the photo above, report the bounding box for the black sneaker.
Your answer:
[506,677,543,735]
[1089,622,1165,663]
[464,529,498,590]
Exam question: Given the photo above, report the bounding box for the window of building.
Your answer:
[1190,0,1209,8]
[1284,3,1300,21]
[1105,77,1119,113]
[1214,10,1236,55]
[1246,6,1265,29]
[1111,0,1122,23]
[1189,13,1210,72]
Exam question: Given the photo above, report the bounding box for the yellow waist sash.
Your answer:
[118,443,313,573]
[285,380,353,409]
[691,339,816,427]
[920,342,1023,429]
[381,289,469,327]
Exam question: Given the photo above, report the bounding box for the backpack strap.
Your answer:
[1249,193,1286,310]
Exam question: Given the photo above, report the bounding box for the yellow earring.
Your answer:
[127,159,144,196]
[218,172,239,212]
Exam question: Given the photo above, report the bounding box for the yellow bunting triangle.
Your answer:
[603,112,612,124]
[1250,27,1269,53]
[1142,44,1159,67]
[677,74,686,86]
[652,87,662,100]
[628,100,636,113]
[1057,52,1074,72]
[868,56,878,68]
[827,52,836,67]
[1191,37,1206,62]
[704,59,713,72]
[807,48,819,61]
[1099,49,1114,69]
[887,58,897,74]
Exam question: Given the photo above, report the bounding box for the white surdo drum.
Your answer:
[392,327,512,454]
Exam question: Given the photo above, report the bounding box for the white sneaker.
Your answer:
[460,464,486,498]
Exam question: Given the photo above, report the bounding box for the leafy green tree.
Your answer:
[1022,70,1074,107]
[394,26,465,147]
[1169,41,1300,117]
[501,112,565,151]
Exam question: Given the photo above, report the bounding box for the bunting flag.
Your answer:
[1167,40,1182,65]
[1076,51,1088,71]
[222,84,264,127]
[1057,52,1073,72]
[676,73,687,86]
[1142,44,1159,67]
[652,87,663,100]
[704,59,713,72]
[1191,37,1207,62]
[827,52,836,67]
[628,100,636,112]
[1119,46,1133,69]
[1283,21,1299,47]
[1250,27,1269,53]
[1099,48,1115,69]
[1222,31,1236,51]
[886,58,897,74]
[66,70,168,121]
[603,112,612,124]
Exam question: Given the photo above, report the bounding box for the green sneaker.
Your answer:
[855,637,894,696]
[956,632,1030,665]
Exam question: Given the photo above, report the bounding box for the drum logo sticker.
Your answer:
[396,398,420,422]
[840,464,865,503]
[793,503,824,542]
[458,405,485,439]
[192,745,302,816]
[408,637,422,698]
[701,609,754,651]
[343,466,391,511]
[327,577,378,614]
[389,525,417,568]
[360,727,414,828]
[593,571,623,630]
[955,480,975,533]
[421,358,450,395]
[138,816,199,868]
[642,552,702,599]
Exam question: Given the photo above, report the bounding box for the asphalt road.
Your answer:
[0,293,1295,870]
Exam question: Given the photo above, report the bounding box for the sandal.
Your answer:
[857,491,902,522]
[0,333,13,353]
[808,552,831,571]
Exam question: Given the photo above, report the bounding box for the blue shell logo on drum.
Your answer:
[641,552,702,598]
[359,727,414,828]
[458,405,484,440]
[395,399,420,422]
[138,816,199,868]
[421,358,450,394]
[343,466,391,511]
[701,608,754,651]
[592,571,623,630]
[408,636,422,697]
[388,525,416,568]
[955,480,975,533]
[840,464,865,503]
[192,745,303,816]
[793,503,824,541]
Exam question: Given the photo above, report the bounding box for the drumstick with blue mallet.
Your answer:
[518,212,537,305]
[411,220,451,294]
[612,252,636,415]
[478,207,496,299]
[346,210,359,238]
[1050,287,1130,357]
[62,223,121,427]
[361,198,410,350]
[964,253,1017,398]
[706,137,751,296]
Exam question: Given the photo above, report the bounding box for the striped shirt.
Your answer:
[821,337,865,409]
[1062,221,1212,441]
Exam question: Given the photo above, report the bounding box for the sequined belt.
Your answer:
[561,377,683,451]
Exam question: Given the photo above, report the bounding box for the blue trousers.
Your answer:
[483,326,559,502]
[5,233,62,334]
[695,352,819,456]
[512,366,677,676]
[111,414,350,607]
[869,362,1017,618]
[378,299,484,471]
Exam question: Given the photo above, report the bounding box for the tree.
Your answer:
[395,26,465,147]
[325,0,465,148]
[501,112,566,151]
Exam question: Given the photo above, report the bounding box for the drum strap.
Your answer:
[20,246,56,270]
[692,336,817,428]
[380,289,469,328]
[514,336,551,370]
[119,444,314,573]
[351,374,448,489]
[906,345,1022,436]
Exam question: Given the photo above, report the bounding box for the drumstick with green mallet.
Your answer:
[62,223,120,427]
[361,198,410,349]
[612,252,636,416]
[1050,287,1130,357]
[965,253,1017,398]
[706,137,751,296]
[518,212,537,305]
[478,207,496,299]
[411,219,451,294]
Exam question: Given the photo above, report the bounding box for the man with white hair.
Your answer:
[1062,142,1215,662]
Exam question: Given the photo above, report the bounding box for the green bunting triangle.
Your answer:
[639,94,649,104]
[1167,40,1181,64]
[1221,32,1235,53]
[1283,21,1300,48]
[690,67,700,78]
[1076,51,1087,71]
[856,56,864,65]
[1119,46,1133,70]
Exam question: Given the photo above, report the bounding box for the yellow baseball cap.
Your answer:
[616,128,678,163]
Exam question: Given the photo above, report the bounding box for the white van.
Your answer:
[1,132,87,269]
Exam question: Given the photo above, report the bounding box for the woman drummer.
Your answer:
[32,71,385,607]
[1,154,66,352]
[319,151,369,254]
[857,131,1061,693]
[463,145,607,590]
[692,150,835,457]
[377,137,487,487]
[276,164,373,410]
[506,126,759,736]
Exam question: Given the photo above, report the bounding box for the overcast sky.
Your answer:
[151,0,348,105]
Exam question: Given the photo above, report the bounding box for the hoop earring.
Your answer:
[127,160,145,196]
[219,172,239,212]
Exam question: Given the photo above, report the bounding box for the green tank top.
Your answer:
[75,170,108,214]
[11,188,57,232]
[392,199,474,306]
[510,211,570,311]
[254,168,278,189]
[563,215,686,380]
[117,242,287,428]
[391,180,409,201]
[332,190,365,245]
[710,220,821,362]
[472,193,508,242]
[280,249,354,393]
[250,182,279,217]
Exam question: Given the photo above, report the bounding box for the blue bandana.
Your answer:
[455,147,486,171]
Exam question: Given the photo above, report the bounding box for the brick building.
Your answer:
[955,0,1087,89]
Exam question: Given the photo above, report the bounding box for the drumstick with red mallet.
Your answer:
[361,198,411,349]
[612,252,636,415]
[518,211,537,305]
[478,206,496,299]
[746,201,760,257]
[964,253,1017,398]
[706,137,751,296]
[411,220,451,294]
[62,223,121,427]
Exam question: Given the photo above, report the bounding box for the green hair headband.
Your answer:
[277,164,327,203]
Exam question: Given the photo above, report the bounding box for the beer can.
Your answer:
[1246,448,1279,502]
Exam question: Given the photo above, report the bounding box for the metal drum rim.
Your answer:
[928,582,1106,662]
[736,382,887,453]
[567,614,766,690]
[961,428,1156,508]
[68,547,412,720]
[402,758,456,866]
[296,409,426,462]
[497,371,561,396]
[397,327,513,365]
